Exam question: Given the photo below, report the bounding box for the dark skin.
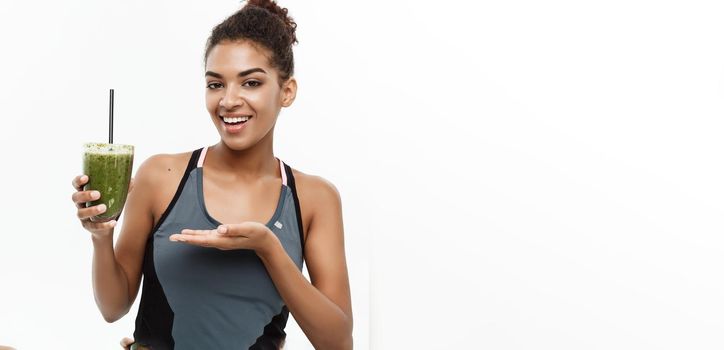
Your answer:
[71,40,353,349]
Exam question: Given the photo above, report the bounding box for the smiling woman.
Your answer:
[203,41,293,146]
[69,1,353,349]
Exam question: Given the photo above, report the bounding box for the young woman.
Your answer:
[70,1,353,349]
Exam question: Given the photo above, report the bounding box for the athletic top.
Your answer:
[132,147,305,350]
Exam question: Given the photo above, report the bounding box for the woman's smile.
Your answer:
[219,114,253,134]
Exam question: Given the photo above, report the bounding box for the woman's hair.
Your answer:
[204,0,298,85]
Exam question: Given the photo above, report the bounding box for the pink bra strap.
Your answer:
[279,158,287,186]
[197,147,209,168]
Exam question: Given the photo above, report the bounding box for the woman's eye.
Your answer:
[243,81,261,87]
[207,82,223,89]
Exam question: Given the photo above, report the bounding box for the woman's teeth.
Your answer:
[222,116,250,124]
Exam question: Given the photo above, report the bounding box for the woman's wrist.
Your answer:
[91,230,114,246]
[257,228,283,261]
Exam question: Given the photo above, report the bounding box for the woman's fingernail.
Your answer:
[91,191,101,199]
[218,225,227,234]
[98,204,106,212]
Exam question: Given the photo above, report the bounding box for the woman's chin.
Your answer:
[222,133,267,152]
[219,138,250,151]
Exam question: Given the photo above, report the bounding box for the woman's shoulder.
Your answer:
[132,151,198,219]
[291,169,339,196]
[289,168,342,221]
[134,151,196,187]
[288,168,344,246]
[138,151,193,173]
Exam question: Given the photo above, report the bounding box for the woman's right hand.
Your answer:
[72,174,117,237]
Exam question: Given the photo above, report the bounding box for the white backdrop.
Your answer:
[0,0,370,349]
[2,0,724,349]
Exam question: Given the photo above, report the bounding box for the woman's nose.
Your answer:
[220,88,243,109]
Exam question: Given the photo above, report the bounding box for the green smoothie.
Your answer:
[82,142,134,222]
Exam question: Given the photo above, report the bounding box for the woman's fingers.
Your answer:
[180,229,218,236]
[72,175,88,191]
[72,175,97,211]
[120,337,134,349]
[83,219,117,231]
[71,174,117,236]
[71,189,100,207]
[77,204,107,220]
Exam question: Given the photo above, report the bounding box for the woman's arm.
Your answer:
[75,155,168,322]
[258,176,353,350]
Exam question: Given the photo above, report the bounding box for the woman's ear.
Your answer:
[280,77,297,107]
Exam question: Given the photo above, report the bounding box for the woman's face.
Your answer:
[204,40,296,150]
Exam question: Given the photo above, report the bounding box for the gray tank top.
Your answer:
[132,147,305,349]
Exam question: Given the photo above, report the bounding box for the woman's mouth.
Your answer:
[219,115,252,133]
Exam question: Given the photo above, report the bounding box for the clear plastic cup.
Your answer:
[82,143,134,222]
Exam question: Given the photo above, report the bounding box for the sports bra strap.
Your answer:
[197,146,209,168]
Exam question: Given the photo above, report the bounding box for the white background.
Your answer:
[0,0,371,348]
[1,0,724,349]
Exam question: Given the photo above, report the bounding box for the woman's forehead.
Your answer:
[205,40,273,72]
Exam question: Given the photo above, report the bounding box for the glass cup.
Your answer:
[82,142,134,222]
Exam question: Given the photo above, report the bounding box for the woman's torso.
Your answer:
[132,147,307,350]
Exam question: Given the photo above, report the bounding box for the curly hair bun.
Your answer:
[245,0,298,45]
[205,0,298,83]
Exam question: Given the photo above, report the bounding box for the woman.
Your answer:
[70,1,353,349]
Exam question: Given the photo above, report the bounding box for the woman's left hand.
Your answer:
[170,222,280,257]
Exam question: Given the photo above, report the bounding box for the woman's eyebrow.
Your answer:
[205,68,267,78]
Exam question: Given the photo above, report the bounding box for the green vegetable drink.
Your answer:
[82,142,134,222]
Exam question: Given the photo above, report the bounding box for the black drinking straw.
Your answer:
[109,89,114,144]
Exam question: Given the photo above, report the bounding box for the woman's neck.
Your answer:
[206,141,277,180]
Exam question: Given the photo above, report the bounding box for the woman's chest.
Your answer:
[202,176,282,226]
[150,164,313,244]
